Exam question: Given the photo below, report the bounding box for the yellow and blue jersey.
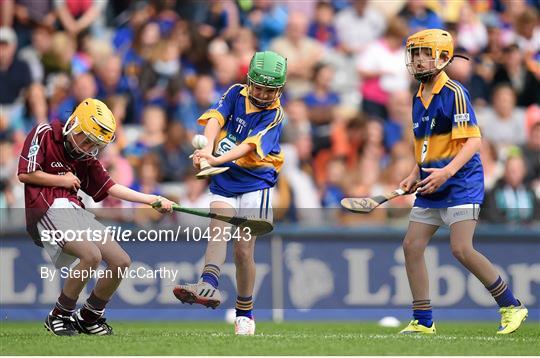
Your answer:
[412,72,484,208]
[198,84,284,197]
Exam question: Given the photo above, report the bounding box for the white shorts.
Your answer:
[37,198,107,268]
[409,204,481,227]
[209,188,273,223]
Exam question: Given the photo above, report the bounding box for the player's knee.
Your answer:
[403,237,425,257]
[451,244,473,263]
[80,248,102,268]
[233,246,253,265]
[110,254,131,270]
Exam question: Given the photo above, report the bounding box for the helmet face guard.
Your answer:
[247,51,287,108]
[405,29,454,83]
[62,116,114,160]
[247,76,284,108]
[405,46,450,83]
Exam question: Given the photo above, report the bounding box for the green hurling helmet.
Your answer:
[247,51,287,108]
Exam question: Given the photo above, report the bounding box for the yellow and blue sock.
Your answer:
[235,296,253,319]
[412,299,433,327]
[486,276,519,307]
[200,264,220,288]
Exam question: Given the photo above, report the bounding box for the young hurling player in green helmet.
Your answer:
[174,51,287,336]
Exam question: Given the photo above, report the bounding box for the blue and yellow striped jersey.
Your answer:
[198,84,285,197]
[412,72,484,208]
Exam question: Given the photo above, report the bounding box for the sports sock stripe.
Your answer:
[235,302,253,310]
[492,283,508,298]
[201,264,220,288]
[486,276,519,307]
[236,295,254,311]
[202,265,220,275]
[489,281,505,293]
[412,299,432,311]
[203,267,220,276]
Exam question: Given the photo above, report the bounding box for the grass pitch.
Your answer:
[1,321,539,355]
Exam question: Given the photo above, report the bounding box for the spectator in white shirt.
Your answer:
[456,2,488,55]
[334,0,386,56]
[478,84,527,156]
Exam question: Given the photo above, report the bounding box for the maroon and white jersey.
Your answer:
[18,121,115,241]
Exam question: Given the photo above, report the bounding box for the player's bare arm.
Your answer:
[18,170,81,192]
[107,184,174,213]
[192,117,221,168]
[418,137,482,194]
[195,143,255,167]
[202,117,221,152]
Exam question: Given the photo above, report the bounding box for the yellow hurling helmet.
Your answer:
[405,29,454,82]
[63,98,116,160]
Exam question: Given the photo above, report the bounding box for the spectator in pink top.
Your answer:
[356,17,409,119]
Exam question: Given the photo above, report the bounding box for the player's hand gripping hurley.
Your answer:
[341,181,420,213]
[191,135,229,179]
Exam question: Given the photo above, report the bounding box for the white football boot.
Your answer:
[173,281,222,309]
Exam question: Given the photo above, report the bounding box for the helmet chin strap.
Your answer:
[415,71,435,83]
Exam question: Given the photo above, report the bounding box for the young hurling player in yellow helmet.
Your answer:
[62,98,116,160]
